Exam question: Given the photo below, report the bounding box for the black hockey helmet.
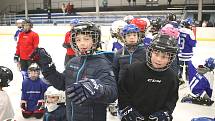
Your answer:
[71,21,101,55]
[166,13,176,21]
[0,66,13,87]
[146,34,178,71]
[23,18,33,27]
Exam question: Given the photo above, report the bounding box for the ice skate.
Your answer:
[181,94,214,106]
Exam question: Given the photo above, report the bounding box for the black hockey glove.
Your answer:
[14,54,20,63]
[21,102,27,111]
[119,106,145,121]
[62,43,72,48]
[67,79,104,105]
[30,48,55,72]
[148,111,172,121]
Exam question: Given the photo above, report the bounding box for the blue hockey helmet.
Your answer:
[121,24,140,37]
[70,18,79,25]
[204,57,215,70]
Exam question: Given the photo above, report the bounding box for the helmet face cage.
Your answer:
[110,20,127,41]
[45,86,65,104]
[146,34,178,71]
[23,18,33,27]
[167,13,176,21]
[71,22,101,55]
[0,66,13,87]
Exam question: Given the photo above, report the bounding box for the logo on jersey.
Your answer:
[147,79,162,83]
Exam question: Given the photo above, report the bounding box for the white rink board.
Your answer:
[0,27,215,121]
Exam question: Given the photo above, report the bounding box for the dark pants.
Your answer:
[20,59,32,80]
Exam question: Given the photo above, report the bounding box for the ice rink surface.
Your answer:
[0,31,215,121]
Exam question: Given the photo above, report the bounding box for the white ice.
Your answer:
[0,28,215,121]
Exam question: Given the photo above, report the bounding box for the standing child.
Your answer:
[118,34,179,121]
[62,18,79,66]
[14,18,39,80]
[43,86,66,121]
[14,19,24,41]
[178,18,196,82]
[21,63,48,119]
[0,66,14,121]
[30,21,117,121]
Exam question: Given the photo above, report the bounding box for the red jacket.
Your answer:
[63,31,75,56]
[15,30,39,60]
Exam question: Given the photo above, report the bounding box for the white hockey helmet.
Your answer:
[111,20,127,34]
[123,15,134,24]
[45,86,66,104]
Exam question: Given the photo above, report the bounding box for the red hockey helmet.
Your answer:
[130,18,147,32]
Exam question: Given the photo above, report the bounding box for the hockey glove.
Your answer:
[62,43,71,48]
[67,79,104,105]
[20,100,27,111]
[36,100,45,110]
[14,54,20,63]
[30,48,55,72]
[148,111,172,121]
[119,106,145,121]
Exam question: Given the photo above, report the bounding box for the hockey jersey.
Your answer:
[21,78,48,112]
[178,28,196,61]
[14,28,23,41]
[188,61,213,98]
[0,91,14,121]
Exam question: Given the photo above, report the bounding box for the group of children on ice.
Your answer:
[0,13,214,121]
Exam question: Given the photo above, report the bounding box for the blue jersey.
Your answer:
[112,41,123,51]
[188,61,213,98]
[21,78,48,111]
[14,28,23,41]
[178,28,196,61]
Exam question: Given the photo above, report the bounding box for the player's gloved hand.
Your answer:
[119,106,145,121]
[67,79,104,105]
[14,54,20,63]
[36,100,45,110]
[14,36,17,41]
[148,111,172,121]
[29,48,55,72]
[62,43,71,48]
[20,100,27,111]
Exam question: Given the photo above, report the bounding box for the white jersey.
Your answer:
[0,91,14,121]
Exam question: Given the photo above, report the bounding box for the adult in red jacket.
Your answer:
[62,19,79,66]
[14,19,39,80]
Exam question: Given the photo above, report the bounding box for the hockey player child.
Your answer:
[0,66,14,121]
[21,63,48,119]
[14,18,39,80]
[30,21,117,121]
[113,24,146,83]
[43,86,67,121]
[107,20,127,52]
[63,18,79,66]
[14,19,24,41]
[118,34,179,121]
[181,57,215,106]
[178,18,196,83]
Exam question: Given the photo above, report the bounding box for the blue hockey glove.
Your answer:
[119,106,145,121]
[67,79,104,105]
[148,111,172,121]
[30,48,55,72]
[14,54,20,63]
